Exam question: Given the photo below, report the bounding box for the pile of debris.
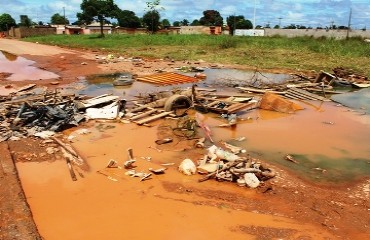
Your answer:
[0,85,126,142]
[178,144,276,188]
[0,87,83,142]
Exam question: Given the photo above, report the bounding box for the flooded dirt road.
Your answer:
[1,39,370,239]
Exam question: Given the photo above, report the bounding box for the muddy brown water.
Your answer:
[0,50,59,81]
[75,69,370,184]
[17,123,334,240]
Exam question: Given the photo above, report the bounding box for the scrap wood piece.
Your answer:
[129,109,157,121]
[314,70,336,83]
[285,154,299,164]
[137,72,200,85]
[259,92,304,113]
[65,157,77,181]
[51,136,78,157]
[14,84,37,93]
[97,170,118,181]
[288,87,329,101]
[285,89,318,101]
[226,102,257,114]
[304,87,345,95]
[52,136,89,171]
[76,94,119,109]
[236,86,286,95]
[135,111,173,125]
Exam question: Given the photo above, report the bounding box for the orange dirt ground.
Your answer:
[0,38,369,240]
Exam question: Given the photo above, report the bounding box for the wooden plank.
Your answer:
[129,105,149,113]
[135,111,173,125]
[129,109,157,121]
[284,93,300,100]
[206,101,221,107]
[236,87,286,95]
[286,90,317,100]
[227,102,256,113]
[304,88,345,95]
[290,88,327,101]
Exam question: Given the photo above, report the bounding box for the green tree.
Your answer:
[142,10,160,33]
[226,15,252,35]
[199,10,223,26]
[181,19,189,26]
[161,18,170,27]
[144,0,163,33]
[51,13,69,25]
[20,15,32,27]
[173,21,180,27]
[117,10,141,28]
[77,0,120,37]
[284,24,297,29]
[0,13,16,31]
[191,19,200,26]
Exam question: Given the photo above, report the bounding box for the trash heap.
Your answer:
[0,89,85,142]
[179,144,276,188]
[0,86,126,142]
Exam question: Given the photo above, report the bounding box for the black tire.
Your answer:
[164,94,191,116]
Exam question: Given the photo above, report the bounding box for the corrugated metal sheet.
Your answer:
[136,72,199,85]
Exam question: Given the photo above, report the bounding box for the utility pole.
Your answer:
[330,20,335,29]
[233,13,236,36]
[346,8,352,39]
[253,0,256,29]
[278,17,282,28]
[63,7,66,27]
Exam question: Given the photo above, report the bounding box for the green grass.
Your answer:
[23,34,370,76]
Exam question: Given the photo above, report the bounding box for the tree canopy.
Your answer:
[143,0,163,33]
[161,18,170,27]
[180,19,189,26]
[226,15,253,35]
[77,0,120,37]
[0,13,16,31]
[20,15,32,27]
[142,10,160,33]
[50,13,69,25]
[199,10,223,26]
[190,19,201,26]
[116,10,141,28]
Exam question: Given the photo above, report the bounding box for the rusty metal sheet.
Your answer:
[136,72,200,85]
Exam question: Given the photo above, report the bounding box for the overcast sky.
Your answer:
[0,0,369,29]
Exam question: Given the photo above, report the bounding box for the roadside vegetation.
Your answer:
[23,34,370,76]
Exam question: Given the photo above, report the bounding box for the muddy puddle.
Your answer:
[0,50,59,81]
[331,87,370,112]
[71,69,370,184]
[73,68,292,98]
[17,123,334,240]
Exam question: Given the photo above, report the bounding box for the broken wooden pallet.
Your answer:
[285,87,330,101]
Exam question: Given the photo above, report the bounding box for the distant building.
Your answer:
[85,22,113,35]
[65,26,85,35]
[113,27,147,35]
[180,26,222,35]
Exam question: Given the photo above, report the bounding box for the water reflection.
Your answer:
[78,68,292,98]
[331,88,370,113]
[2,51,18,61]
[0,50,59,81]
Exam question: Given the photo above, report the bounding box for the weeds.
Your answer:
[23,34,370,76]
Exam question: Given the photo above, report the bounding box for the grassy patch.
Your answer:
[23,34,370,76]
